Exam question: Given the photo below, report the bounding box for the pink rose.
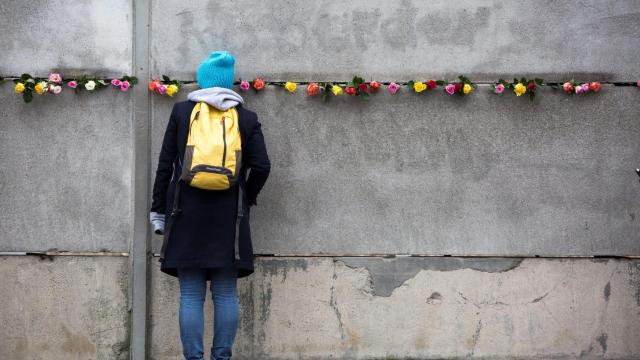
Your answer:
[111,78,122,87]
[48,73,62,84]
[445,84,456,95]
[562,82,573,93]
[581,83,589,93]
[67,81,78,88]
[157,84,166,94]
[239,80,250,91]
[387,82,399,94]
[495,84,504,94]
[120,80,130,92]
[575,85,583,94]
[637,80,640,88]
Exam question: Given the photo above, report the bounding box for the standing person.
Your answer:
[149,50,271,360]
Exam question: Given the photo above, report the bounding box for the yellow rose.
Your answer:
[413,81,427,93]
[166,84,179,97]
[284,81,297,93]
[463,83,472,95]
[14,83,25,94]
[34,82,46,95]
[514,83,526,96]
[330,85,343,96]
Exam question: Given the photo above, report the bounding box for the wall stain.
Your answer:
[596,332,608,355]
[339,257,524,297]
[380,0,418,50]
[417,7,491,46]
[604,281,611,302]
[61,324,97,355]
[330,259,346,340]
[426,291,442,305]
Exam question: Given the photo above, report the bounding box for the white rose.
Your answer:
[85,80,96,91]
[52,85,62,94]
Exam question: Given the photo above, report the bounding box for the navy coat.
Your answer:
[150,100,270,279]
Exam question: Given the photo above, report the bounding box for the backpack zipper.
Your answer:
[221,116,227,168]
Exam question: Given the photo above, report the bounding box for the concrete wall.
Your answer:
[149,257,640,360]
[2,0,640,359]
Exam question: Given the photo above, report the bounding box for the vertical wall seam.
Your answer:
[130,0,151,358]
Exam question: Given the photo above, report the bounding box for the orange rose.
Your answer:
[589,81,601,92]
[307,82,320,96]
[253,78,265,91]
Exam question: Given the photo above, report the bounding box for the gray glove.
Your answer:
[149,212,165,235]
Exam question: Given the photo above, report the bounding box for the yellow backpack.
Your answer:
[178,102,242,190]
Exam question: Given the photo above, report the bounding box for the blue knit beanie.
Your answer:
[196,50,235,89]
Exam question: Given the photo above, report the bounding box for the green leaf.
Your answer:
[162,75,170,83]
[129,76,138,85]
[534,78,543,85]
[23,91,33,103]
[436,80,445,86]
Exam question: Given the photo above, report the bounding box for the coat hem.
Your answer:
[159,257,254,279]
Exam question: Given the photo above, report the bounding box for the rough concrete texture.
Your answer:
[148,257,640,359]
[151,85,640,256]
[0,0,132,76]
[0,255,130,360]
[151,0,640,82]
[0,90,133,252]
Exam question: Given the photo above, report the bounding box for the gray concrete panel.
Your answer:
[0,0,132,76]
[0,255,130,360]
[150,85,640,256]
[151,0,640,82]
[149,256,640,359]
[0,90,132,252]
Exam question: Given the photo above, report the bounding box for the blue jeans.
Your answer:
[177,267,239,360]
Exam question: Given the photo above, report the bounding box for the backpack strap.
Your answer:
[234,183,244,261]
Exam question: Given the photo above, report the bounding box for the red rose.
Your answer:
[345,86,357,95]
[358,83,368,92]
[427,80,437,89]
[370,81,380,91]
[527,81,536,91]
[453,83,461,92]
[148,80,160,91]
[306,82,320,96]
[589,82,601,92]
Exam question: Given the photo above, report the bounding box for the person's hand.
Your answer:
[149,212,165,235]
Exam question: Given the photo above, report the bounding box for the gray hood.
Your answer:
[187,86,244,111]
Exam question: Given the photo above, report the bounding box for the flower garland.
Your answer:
[556,79,602,94]
[3,72,638,103]
[149,75,182,97]
[491,78,543,99]
[9,73,138,103]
